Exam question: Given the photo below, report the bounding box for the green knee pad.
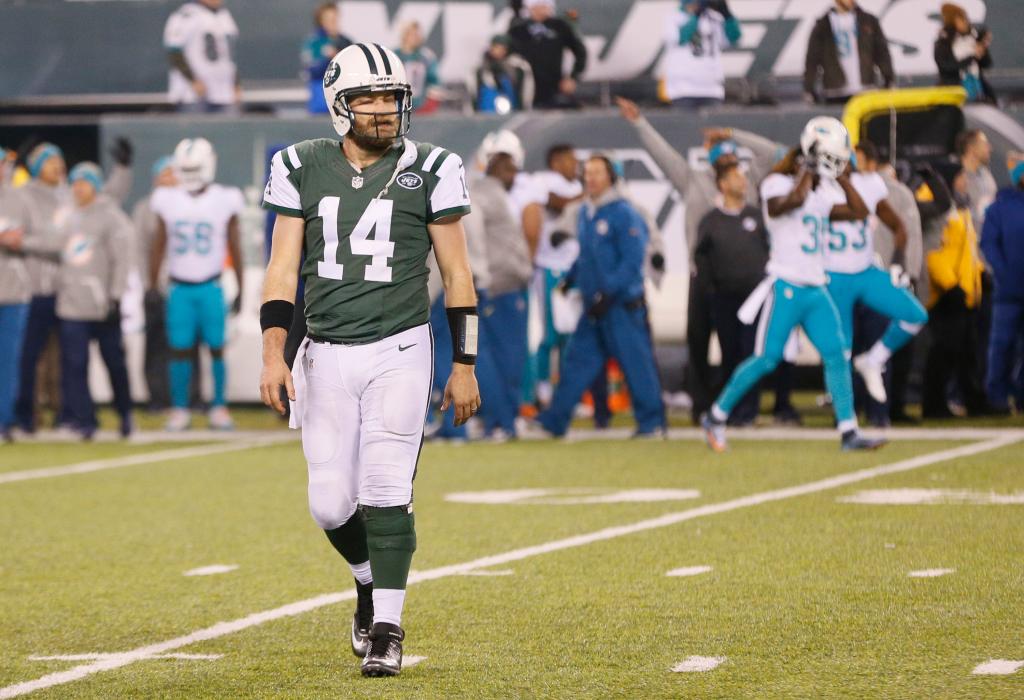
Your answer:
[361,505,417,590]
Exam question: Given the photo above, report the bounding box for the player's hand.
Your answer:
[192,80,207,97]
[550,230,571,248]
[0,227,24,251]
[614,96,641,123]
[889,264,911,288]
[702,127,733,148]
[230,294,242,316]
[260,356,294,416]
[109,137,133,167]
[587,292,613,319]
[559,77,577,95]
[440,363,480,427]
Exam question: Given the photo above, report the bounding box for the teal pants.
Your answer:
[166,280,227,409]
[713,279,856,430]
[826,267,927,354]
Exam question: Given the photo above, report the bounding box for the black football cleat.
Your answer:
[361,622,405,677]
[841,430,887,451]
[351,580,373,658]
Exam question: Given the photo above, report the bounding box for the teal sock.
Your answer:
[211,355,226,407]
[363,505,416,591]
[169,358,192,409]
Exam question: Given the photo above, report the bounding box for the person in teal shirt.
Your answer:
[394,21,439,112]
[302,2,352,114]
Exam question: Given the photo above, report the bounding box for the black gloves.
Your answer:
[650,252,665,272]
[707,0,733,19]
[550,230,572,248]
[110,137,133,167]
[586,292,613,319]
[230,294,242,316]
[106,300,122,325]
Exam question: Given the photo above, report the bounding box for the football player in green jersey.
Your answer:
[258,42,480,678]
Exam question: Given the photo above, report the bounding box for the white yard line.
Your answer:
[0,436,294,486]
[908,568,956,578]
[0,435,1018,699]
[29,654,222,662]
[666,566,713,578]
[672,656,726,672]
[972,659,1024,675]
[183,565,239,577]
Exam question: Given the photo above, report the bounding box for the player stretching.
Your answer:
[150,138,244,431]
[702,117,886,452]
[824,142,928,407]
[258,44,479,677]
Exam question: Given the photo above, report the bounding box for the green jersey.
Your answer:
[262,138,471,343]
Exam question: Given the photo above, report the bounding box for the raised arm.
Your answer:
[616,97,693,195]
[829,173,870,222]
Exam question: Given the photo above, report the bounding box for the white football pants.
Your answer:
[297,324,432,529]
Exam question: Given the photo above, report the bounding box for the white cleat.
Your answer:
[165,408,192,432]
[853,354,887,403]
[207,406,234,431]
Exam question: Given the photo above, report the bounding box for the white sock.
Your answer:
[710,404,727,423]
[350,560,372,585]
[866,341,891,367]
[837,418,858,434]
[372,588,406,627]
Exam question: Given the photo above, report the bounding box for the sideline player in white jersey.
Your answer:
[149,138,244,430]
[823,142,928,408]
[702,117,886,452]
[259,43,479,676]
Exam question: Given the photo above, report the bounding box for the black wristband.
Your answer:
[446,306,479,365]
[260,300,295,333]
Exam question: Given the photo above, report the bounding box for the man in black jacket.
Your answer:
[694,160,769,426]
[508,0,587,109]
[803,0,894,104]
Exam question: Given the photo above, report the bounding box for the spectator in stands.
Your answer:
[302,2,352,115]
[615,96,800,425]
[134,156,177,411]
[861,143,924,424]
[662,0,741,110]
[164,0,240,113]
[0,149,31,443]
[57,163,134,440]
[694,159,768,426]
[508,0,587,109]
[804,0,894,104]
[395,21,440,113]
[979,156,1024,414]
[955,129,997,234]
[922,165,987,418]
[464,149,534,441]
[935,3,995,104]
[535,155,665,438]
[471,35,534,114]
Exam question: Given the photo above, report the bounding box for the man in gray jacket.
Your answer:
[0,149,32,442]
[465,150,534,440]
[615,96,799,424]
[57,163,134,439]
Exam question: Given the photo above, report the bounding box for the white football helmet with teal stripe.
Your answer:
[322,43,412,139]
[173,137,216,193]
[801,116,851,180]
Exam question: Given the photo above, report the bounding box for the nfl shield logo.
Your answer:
[351,176,364,190]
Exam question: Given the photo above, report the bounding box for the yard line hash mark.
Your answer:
[672,656,726,672]
[1,435,1018,699]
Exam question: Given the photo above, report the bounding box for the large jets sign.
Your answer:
[340,0,988,84]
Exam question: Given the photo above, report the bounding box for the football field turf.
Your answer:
[1,430,1022,698]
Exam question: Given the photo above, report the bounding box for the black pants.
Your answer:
[710,292,760,425]
[144,291,170,409]
[687,276,714,423]
[59,318,133,435]
[922,295,987,416]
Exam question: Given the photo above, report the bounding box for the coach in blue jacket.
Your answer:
[980,160,1024,413]
[537,155,666,437]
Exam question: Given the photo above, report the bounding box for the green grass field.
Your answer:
[1,430,1022,699]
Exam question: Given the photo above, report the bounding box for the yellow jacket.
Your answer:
[926,207,984,309]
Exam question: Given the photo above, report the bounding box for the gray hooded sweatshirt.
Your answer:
[56,195,133,322]
[0,185,32,305]
[464,175,533,297]
[18,180,68,297]
[631,118,783,265]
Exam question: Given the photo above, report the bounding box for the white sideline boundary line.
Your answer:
[0,436,294,486]
[0,435,1018,698]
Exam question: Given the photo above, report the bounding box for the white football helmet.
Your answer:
[322,43,412,139]
[479,129,525,170]
[800,116,851,180]
[173,137,216,193]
